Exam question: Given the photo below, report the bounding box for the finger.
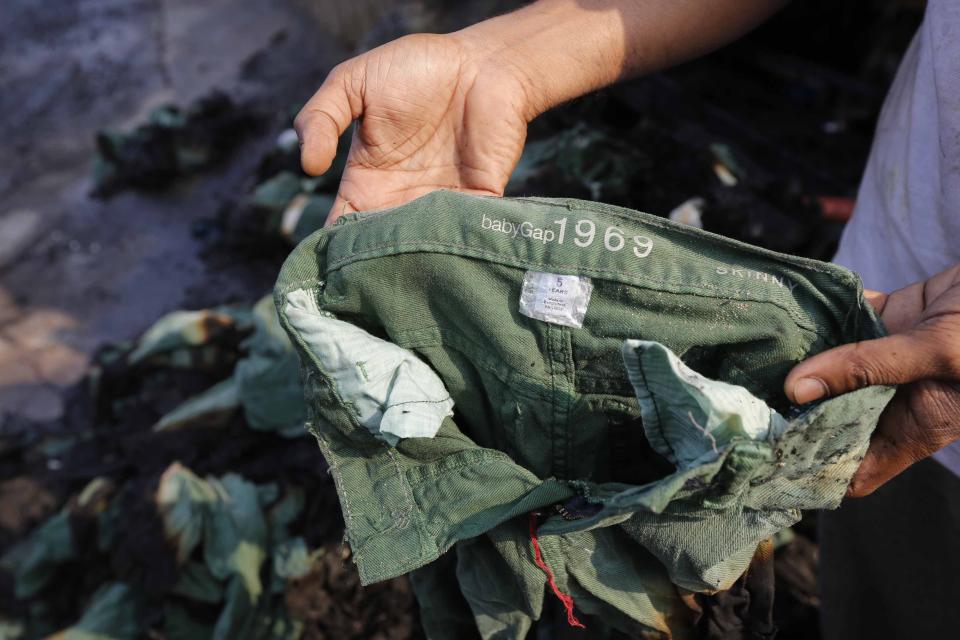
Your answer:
[294,66,357,176]
[870,266,960,334]
[924,263,960,302]
[784,333,938,404]
[877,279,927,334]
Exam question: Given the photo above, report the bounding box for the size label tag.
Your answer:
[518,271,593,328]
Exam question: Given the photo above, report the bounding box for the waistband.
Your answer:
[275,190,880,344]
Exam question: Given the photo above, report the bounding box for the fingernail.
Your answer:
[793,377,829,404]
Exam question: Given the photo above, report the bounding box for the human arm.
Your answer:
[294,0,789,222]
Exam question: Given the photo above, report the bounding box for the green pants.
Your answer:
[274,191,893,638]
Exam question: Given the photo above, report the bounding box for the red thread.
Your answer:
[528,513,586,629]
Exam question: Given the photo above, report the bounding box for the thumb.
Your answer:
[784,333,938,404]
[294,66,357,176]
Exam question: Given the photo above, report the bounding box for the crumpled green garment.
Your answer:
[282,289,455,445]
[623,340,789,470]
[612,340,851,593]
[274,190,894,638]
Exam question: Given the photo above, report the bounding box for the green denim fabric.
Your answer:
[274,191,894,638]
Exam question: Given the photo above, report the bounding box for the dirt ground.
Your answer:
[0,0,924,638]
[0,0,350,423]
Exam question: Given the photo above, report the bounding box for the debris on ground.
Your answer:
[668,196,706,228]
[284,545,420,640]
[247,171,335,244]
[816,195,856,223]
[709,143,747,187]
[91,91,262,197]
[135,295,306,437]
[0,293,420,637]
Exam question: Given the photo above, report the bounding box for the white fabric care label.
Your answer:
[518,271,593,328]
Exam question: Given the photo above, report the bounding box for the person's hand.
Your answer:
[294,33,534,225]
[294,0,789,225]
[785,264,960,496]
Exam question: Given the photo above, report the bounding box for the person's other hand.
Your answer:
[294,33,534,225]
[785,264,960,497]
